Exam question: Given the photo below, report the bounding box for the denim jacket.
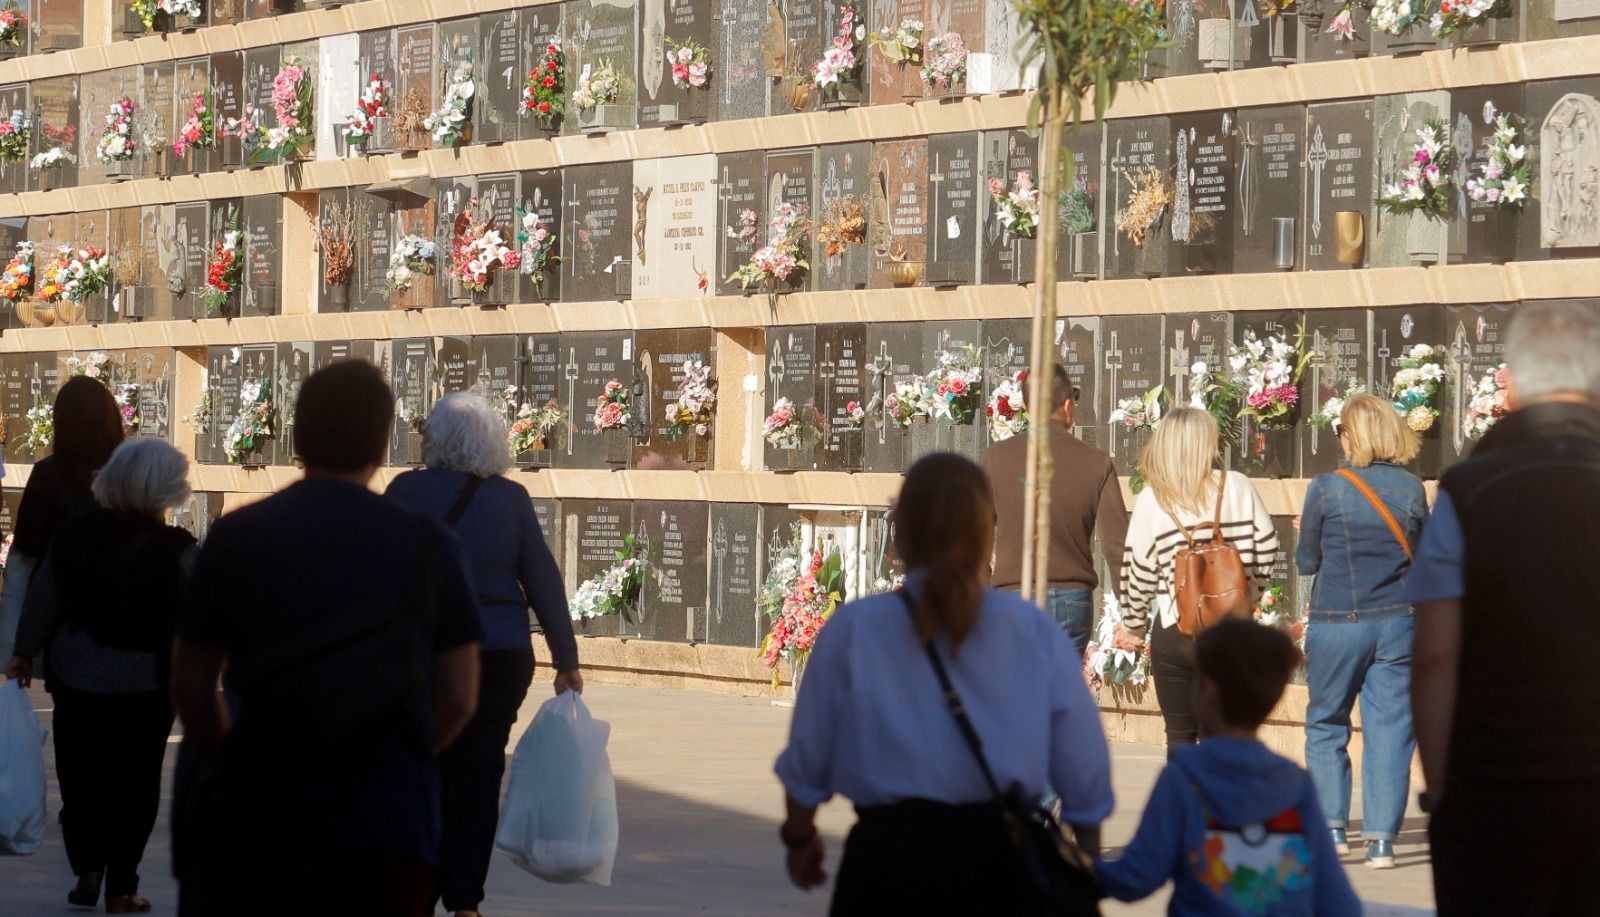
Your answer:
[1295,462,1427,621]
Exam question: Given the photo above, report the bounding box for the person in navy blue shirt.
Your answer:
[171,360,483,917]
[386,393,581,916]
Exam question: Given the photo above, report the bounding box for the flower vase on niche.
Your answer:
[1335,210,1364,265]
[605,428,631,468]
[120,286,151,320]
[660,90,711,127]
[787,81,814,112]
[1070,231,1099,279]
[820,81,861,111]
[1242,423,1298,479]
[578,104,629,134]
[326,283,349,311]
[104,157,137,182]
[1452,13,1516,47]
[907,414,936,462]
[685,426,711,468]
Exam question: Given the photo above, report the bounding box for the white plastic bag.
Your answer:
[0,679,46,855]
[495,691,618,885]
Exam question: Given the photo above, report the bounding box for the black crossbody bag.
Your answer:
[898,590,1103,917]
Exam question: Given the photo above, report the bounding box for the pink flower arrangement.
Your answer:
[1464,363,1510,440]
[1227,327,1309,430]
[727,203,811,291]
[593,380,631,431]
[760,547,842,675]
[262,62,314,158]
[172,91,214,158]
[449,200,519,293]
[811,0,862,97]
[665,38,713,90]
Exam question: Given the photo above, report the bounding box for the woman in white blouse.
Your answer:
[774,453,1113,913]
[1117,407,1278,753]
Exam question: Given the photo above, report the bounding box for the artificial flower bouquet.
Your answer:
[35,247,72,303]
[1228,328,1310,429]
[884,379,936,427]
[1391,344,1447,433]
[1324,1,1360,40]
[990,171,1041,239]
[985,368,1028,442]
[157,0,203,23]
[225,376,276,464]
[593,380,631,431]
[726,202,811,292]
[425,59,475,147]
[569,534,645,621]
[925,346,983,425]
[221,103,267,161]
[0,109,31,162]
[0,240,31,300]
[257,61,314,161]
[342,74,389,149]
[1370,0,1429,36]
[920,32,968,90]
[665,38,713,89]
[1463,362,1509,440]
[384,234,436,295]
[509,399,565,454]
[1084,596,1149,693]
[45,246,112,304]
[1109,386,1165,432]
[172,90,215,158]
[523,42,566,126]
[572,59,622,114]
[202,227,244,315]
[449,202,520,294]
[64,350,112,380]
[811,0,863,99]
[29,147,75,171]
[20,403,51,455]
[95,98,137,163]
[665,359,715,441]
[763,396,807,449]
[1431,0,1511,37]
[1378,119,1454,220]
[760,541,843,685]
[1465,113,1529,209]
[869,17,924,66]
[115,383,140,433]
[0,7,26,46]
[1307,381,1365,432]
[516,209,560,291]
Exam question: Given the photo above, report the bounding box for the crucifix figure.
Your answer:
[1307,329,1331,458]
[767,335,788,409]
[1307,124,1330,242]
[1169,328,1192,406]
[817,341,836,454]
[1237,120,1257,236]
[927,152,946,258]
[864,339,894,446]
[1104,330,1124,459]
[563,346,579,456]
[710,517,729,637]
[1448,321,1471,454]
[1375,327,1393,390]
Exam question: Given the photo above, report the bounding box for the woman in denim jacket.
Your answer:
[1296,393,1427,871]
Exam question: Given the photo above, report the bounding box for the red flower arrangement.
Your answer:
[202,227,243,315]
[522,42,566,128]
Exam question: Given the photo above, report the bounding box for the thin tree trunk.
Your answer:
[1020,265,1045,603]
[1028,88,1069,604]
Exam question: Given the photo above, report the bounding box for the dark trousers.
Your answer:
[437,648,535,911]
[1431,782,1600,916]
[204,852,436,917]
[1151,620,1198,755]
[832,801,1025,916]
[51,684,174,897]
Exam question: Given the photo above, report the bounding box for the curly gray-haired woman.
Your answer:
[384,392,581,917]
[7,438,195,914]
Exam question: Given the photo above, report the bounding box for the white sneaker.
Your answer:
[1365,839,1396,869]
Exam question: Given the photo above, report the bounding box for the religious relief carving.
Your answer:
[1541,93,1600,249]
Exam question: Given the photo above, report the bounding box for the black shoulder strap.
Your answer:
[442,475,484,528]
[897,590,1005,804]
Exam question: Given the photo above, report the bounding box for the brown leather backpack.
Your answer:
[1169,472,1252,637]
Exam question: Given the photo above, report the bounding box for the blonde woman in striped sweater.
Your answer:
[1115,407,1278,753]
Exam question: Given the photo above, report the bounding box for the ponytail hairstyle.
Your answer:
[893,453,995,652]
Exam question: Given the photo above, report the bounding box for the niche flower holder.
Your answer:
[913,346,983,461]
[516,209,560,300]
[225,377,276,466]
[522,42,566,134]
[569,534,646,631]
[385,233,436,308]
[425,59,476,148]
[1378,119,1454,221]
[661,38,713,125]
[256,61,314,163]
[726,203,811,300]
[319,199,357,311]
[0,109,31,164]
[664,358,716,465]
[920,32,969,97]
[202,225,244,317]
[1370,0,1437,53]
[1431,0,1515,46]
[509,399,564,459]
[573,59,628,134]
[342,74,390,155]
[593,379,632,468]
[0,8,26,59]
[1465,114,1529,210]
[96,97,138,180]
[1228,327,1310,477]
[450,201,520,306]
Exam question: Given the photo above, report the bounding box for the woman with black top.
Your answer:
[0,375,125,665]
[7,438,195,914]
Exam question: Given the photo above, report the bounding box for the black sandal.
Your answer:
[67,871,102,908]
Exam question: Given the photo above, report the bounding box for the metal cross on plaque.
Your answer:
[563,346,579,456]
[768,335,788,402]
[1170,329,1192,406]
[1104,330,1124,459]
[1448,320,1471,453]
[711,517,729,635]
[818,341,836,446]
[865,340,894,445]
[1375,328,1393,388]
[1237,121,1257,236]
[1307,125,1329,241]
[1307,329,1331,458]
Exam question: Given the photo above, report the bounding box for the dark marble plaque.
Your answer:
[240,195,280,317]
[565,498,636,637]
[716,151,765,296]
[1442,302,1512,467]
[531,498,563,569]
[868,0,927,103]
[468,335,520,429]
[640,0,717,126]
[980,129,1036,285]
[351,187,397,313]
[1369,93,1456,268]
[1517,77,1600,264]
[1299,2,1370,63]
[517,169,563,302]
[33,0,82,52]
[815,322,866,472]
[1099,315,1164,476]
[706,503,762,646]
[565,163,632,302]
[272,342,311,465]
[479,172,521,305]
[240,46,278,166]
[518,8,564,140]
[171,59,214,176]
[1163,311,1232,461]
[638,500,709,642]
[766,324,819,472]
[633,329,717,469]
[358,29,398,155]
[434,177,474,304]
[1234,311,1303,479]
[389,338,434,466]
[212,52,245,169]
[718,0,768,122]
[757,503,803,636]
[1172,110,1235,275]
[31,75,79,193]
[558,331,634,470]
[73,210,110,325]
[1058,123,1104,281]
[1231,105,1305,273]
[317,188,353,311]
[909,321,983,463]
[518,332,563,468]
[193,348,226,464]
[170,202,209,321]
[395,24,439,152]
[2,356,28,464]
[478,11,522,144]
[869,139,929,288]
[768,0,825,114]
[234,343,277,466]
[813,142,872,291]
[924,133,980,288]
[1452,84,1525,265]
[565,0,640,135]
[393,188,438,309]
[766,149,815,293]
[0,85,24,195]
[860,322,921,472]
[434,336,473,402]
[438,18,481,146]
[1371,305,1446,479]
[1054,316,1104,446]
[1299,308,1370,477]
[979,317,1030,449]
[1304,100,1374,271]
[1104,117,1173,279]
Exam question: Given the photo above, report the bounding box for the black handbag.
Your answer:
[899,591,1103,917]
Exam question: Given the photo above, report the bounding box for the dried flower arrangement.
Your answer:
[817,195,867,258]
[319,199,358,288]
[1116,167,1173,248]
[112,244,143,286]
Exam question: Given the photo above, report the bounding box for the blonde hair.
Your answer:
[1138,407,1220,518]
[1339,392,1420,468]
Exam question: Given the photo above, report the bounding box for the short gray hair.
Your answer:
[423,393,512,478]
[1505,301,1600,403]
[92,438,193,518]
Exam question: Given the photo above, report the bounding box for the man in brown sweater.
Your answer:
[981,363,1128,658]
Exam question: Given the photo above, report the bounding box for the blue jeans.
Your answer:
[1044,588,1093,660]
[1304,613,1416,841]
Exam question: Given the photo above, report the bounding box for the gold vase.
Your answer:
[53,298,80,326]
[13,299,33,327]
[33,303,55,326]
[1335,211,1364,266]
[788,81,814,112]
[887,261,921,287]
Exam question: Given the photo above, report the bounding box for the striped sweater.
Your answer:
[1118,470,1278,637]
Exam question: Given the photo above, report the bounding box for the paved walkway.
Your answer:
[5,682,1434,915]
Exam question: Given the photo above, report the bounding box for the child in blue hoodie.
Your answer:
[1098,619,1361,916]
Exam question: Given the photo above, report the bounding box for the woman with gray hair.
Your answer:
[385,392,581,917]
[6,438,196,913]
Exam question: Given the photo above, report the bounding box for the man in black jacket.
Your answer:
[1408,301,1600,915]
